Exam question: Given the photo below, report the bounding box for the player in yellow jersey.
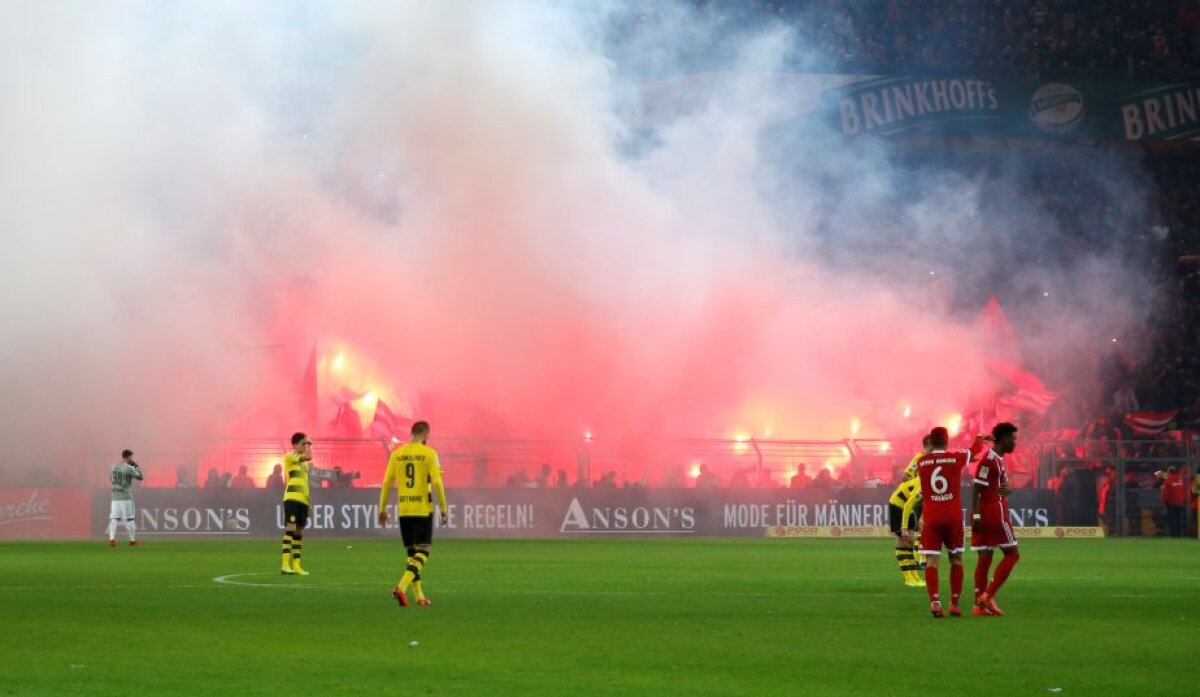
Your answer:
[281,432,313,576]
[378,421,448,608]
[900,437,929,481]
[888,435,931,587]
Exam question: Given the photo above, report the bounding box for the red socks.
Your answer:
[974,552,994,597]
[926,564,963,604]
[925,566,939,602]
[986,551,1020,597]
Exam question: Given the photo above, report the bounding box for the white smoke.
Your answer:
[0,1,1155,481]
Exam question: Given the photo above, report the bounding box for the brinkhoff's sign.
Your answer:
[835,77,1001,136]
[1118,83,1200,141]
[82,488,1058,539]
[643,70,1200,143]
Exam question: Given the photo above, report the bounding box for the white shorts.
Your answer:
[110,501,136,521]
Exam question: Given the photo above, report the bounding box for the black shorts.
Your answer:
[284,500,309,529]
[399,515,434,547]
[888,503,917,536]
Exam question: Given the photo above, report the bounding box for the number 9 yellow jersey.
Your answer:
[380,442,448,517]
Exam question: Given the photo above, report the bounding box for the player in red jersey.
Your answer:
[916,427,987,618]
[971,422,1019,616]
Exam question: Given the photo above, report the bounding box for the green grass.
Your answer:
[0,538,1197,696]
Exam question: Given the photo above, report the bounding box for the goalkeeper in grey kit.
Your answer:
[108,449,143,547]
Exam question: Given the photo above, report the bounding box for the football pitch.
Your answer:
[1,538,1196,696]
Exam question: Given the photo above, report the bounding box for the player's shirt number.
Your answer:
[405,462,415,488]
[930,466,948,495]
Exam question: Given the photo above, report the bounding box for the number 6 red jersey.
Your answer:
[916,449,973,525]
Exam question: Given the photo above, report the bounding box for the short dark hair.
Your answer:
[992,422,1018,441]
[121,449,134,458]
[291,432,307,446]
[929,427,949,448]
[921,435,931,447]
[411,421,430,436]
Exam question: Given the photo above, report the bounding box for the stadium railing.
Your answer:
[1036,439,1198,537]
[76,436,1196,537]
[82,436,914,491]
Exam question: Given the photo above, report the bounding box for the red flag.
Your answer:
[996,391,1058,415]
[369,400,402,441]
[333,387,367,402]
[299,342,318,430]
[1032,428,1080,442]
[1124,410,1178,436]
[330,401,363,438]
[986,357,1058,416]
[976,296,1020,358]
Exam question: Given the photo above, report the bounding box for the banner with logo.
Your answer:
[86,488,549,539]
[1011,526,1105,539]
[643,72,1200,143]
[0,489,92,540]
[82,487,1059,539]
[764,526,890,538]
[823,75,1200,143]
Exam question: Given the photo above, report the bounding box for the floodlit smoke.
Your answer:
[0,1,1155,481]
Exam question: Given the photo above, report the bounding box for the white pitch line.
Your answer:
[206,573,894,597]
[204,576,1174,601]
[1,583,214,591]
[207,576,899,598]
[212,572,376,589]
[0,576,1171,602]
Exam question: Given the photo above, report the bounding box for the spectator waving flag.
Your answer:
[299,342,318,429]
[328,388,367,438]
[996,390,1058,415]
[986,357,1058,417]
[1124,410,1178,436]
[330,401,363,438]
[370,400,402,442]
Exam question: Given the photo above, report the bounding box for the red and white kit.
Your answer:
[917,448,972,556]
[971,449,1018,550]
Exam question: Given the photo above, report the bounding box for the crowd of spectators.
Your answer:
[695,1,1200,535]
[656,0,1200,432]
[1070,156,1200,430]
[866,144,1200,433]
[1143,157,1200,422]
[683,1,1200,431]
[701,0,1200,78]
